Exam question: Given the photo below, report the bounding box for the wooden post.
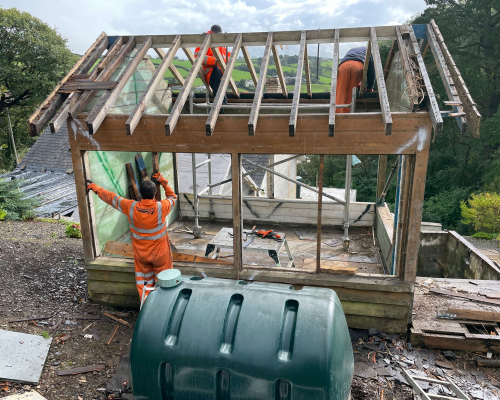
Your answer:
[376,155,388,200]
[403,120,432,283]
[359,40,372,97]
[241,46,258,86]
[396,155,412,278]
[267,154,275,199]
[152,152,161,201]
[289,31,307,137]
[231,153,243,278]
[272,45,288,98]
[67,120,97,262]
[316,155,325,273]
[328,29,340,137]
[6,109,19,164]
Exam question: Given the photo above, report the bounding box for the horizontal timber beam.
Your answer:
[130,26,398,48]
[70,112,431,155]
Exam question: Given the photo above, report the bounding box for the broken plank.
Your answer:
[248,33,273,136]
[272,45,288,98]
[127,35,182,135]
[289,31,307,137]
[86,36,153,135]
[477,358,500,367]
[328,29,340,137]
[58,81,117,92]
[206,34,243,136]
[241,46,258,86]
[303,258,358,275]
[211,46,240,98]
[430,288,500,307]
[126,163,141,200]
[440,309,500,323]
[154,47,185,85]
[167,35,211,136]
[107,325,119,345]
[370,27,392,135]
[103,312,131,327]
[9,316,50,323]
[103,240,233,265]
[57,364,105,376]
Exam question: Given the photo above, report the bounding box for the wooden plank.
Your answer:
[342,301,408,319]
[182,47,213,96]
[395,27,418,111]
[425,24,467,133]
[345,314,407,333]
[477,359,500,367]
[152,152,161,201]
[86,36,152,135]
[206,34,243,136]
[396,155,412,278]
[316,154,324,273]
[82,152,100,258]
[359,40,372,97]
[403,148,430,283]
[166,35,211,136]
[328,29,340,137]
[303,259,358,275]
[74,112,433,155]
[370,27,392,136]
[87,269,135,283]
[420,332,500,354]
[241,46,258,86]
[103,240,233,265]
[90,293,140,308]
[107,325,119,345]
[9,316,51,323]
[430,289,500,307]
[272,45,288,98]
[58,81,117,91]
[248,33,273,136]
[430,20,481,137]
[289,31,307,137]
[126,36,181,135]
[334,287,412,306]
[88,279,138,296]
[441,309,500,323]
[211,47,240,98]
[103,312,131,327]
[135,154,149,181]
[376,155,388,199]
[154,47,185,85]
[231,153,243,278]
[58,365,105,376]
[407,26,443,135]
[304,43,312,99]
[28,32,108,136]
[383,40,397,81]
[126,162,141,200]
[69,36,132,119]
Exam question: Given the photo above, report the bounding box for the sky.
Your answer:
[2,0,428,58]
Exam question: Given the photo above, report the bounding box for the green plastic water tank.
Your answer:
[130,275,353,399]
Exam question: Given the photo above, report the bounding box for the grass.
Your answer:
[41,331,50,339]
[151,57,335,92]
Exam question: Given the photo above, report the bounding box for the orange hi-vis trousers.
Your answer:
[92,179,177,302]
[335,60,364,113]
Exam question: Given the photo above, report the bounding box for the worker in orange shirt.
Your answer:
[336,47,375,113]
[195,24,230,112]
[87,173,177,306]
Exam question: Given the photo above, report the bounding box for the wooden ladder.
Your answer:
[401,369,470,400]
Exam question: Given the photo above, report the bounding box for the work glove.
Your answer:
[86,179,99,193]
[151,172,167,185]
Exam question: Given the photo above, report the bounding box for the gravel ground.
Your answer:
[464,236,500,252]
[0,220,137,399]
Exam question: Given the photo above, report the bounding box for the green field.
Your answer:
[150,56,334,93]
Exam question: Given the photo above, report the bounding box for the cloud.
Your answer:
[4,0,426,57]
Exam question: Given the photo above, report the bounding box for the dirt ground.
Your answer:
[0,220,138,399]
[1,220,499,400]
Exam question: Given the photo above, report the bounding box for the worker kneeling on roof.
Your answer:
[195,24,229,112]
[336,46,376,113]
[87,173,177,305]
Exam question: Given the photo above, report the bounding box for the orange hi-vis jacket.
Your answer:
[194,38,231,83]
[92,179,177,301]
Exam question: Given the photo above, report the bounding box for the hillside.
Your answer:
[150,56,334,93]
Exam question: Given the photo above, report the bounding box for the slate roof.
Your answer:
[19,125,72,172]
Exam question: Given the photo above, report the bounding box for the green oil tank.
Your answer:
[130,272,353,399]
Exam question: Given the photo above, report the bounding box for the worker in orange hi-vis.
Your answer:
[335,47,376,113]
[87,173,177,306]
[194,24,230,112]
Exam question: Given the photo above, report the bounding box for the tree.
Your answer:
[0,7,77,170]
